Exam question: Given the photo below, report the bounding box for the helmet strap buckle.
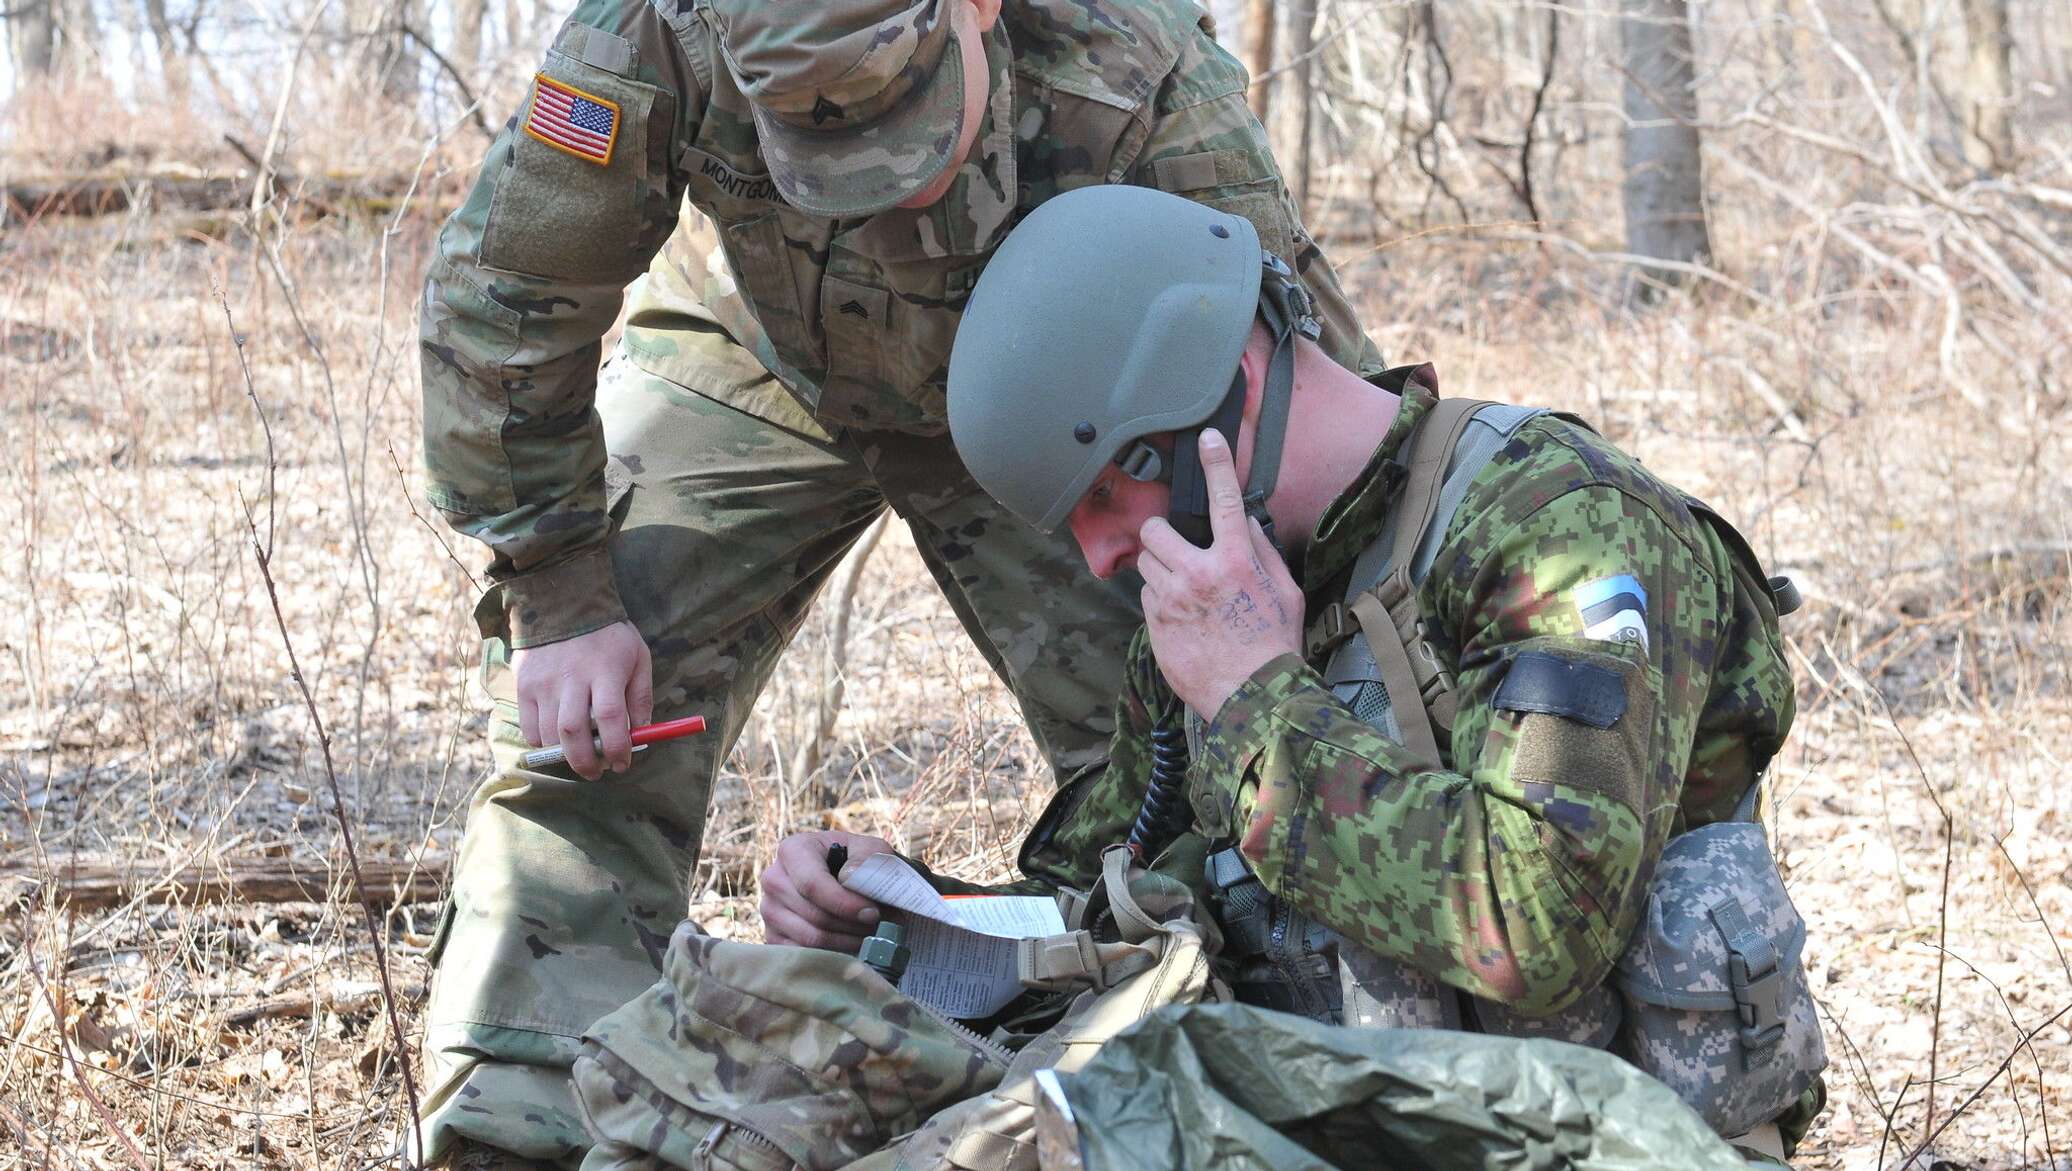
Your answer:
[1115,441,1166,483]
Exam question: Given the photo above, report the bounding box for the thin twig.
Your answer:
[1858,678,1955,1149]
[21,907,153,1171]
[396,23,495,139]
[1518,0,1558,228]
[222,297,424,1165]
[387,443,480,590]
[1895,1002,2072,1171]
[217,287,275,560]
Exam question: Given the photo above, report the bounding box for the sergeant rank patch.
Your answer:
[525,74,620,165]
[1575,574,1649,652]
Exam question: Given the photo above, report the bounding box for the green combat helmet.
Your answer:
[946,185,1320,546]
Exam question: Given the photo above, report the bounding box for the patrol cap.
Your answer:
[948,186,1264,534]
[709,0,979,217]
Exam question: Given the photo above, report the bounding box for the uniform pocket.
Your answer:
[684,145,829,381]
[1147,148,1298,264]
[481,52,658,284]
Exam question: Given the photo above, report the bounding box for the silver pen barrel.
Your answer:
[522,741,649,770]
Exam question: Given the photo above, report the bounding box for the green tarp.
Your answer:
[1046,1004,1752,1171]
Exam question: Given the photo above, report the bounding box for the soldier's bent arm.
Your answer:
[420,0,702,647]
[1123,24,1381,380]
[1193,441,1733,1016]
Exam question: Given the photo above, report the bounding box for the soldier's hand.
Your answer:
[514,620,654,780]
[1136,429,1302,716]
[762,831,892,952]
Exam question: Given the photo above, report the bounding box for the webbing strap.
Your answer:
[1015,931,1159,992]
[1240,276,1304,512]
[1099,844,1165,945]
[1733,779,1765,824]
[1386,397,1492,577]
[943,1125,1030,1171]
[1342,399,1492,760]
[1349,588,1443,766]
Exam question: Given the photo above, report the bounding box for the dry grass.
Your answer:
[5,6,2072,1167]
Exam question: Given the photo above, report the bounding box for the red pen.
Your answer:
[522,715,708,770]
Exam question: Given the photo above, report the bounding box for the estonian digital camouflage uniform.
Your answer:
[417,0,1379,1158]
[1025,378,1798,1025]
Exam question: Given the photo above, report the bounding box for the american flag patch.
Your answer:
[525,74,620,166]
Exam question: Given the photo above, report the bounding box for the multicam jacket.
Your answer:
[1026,382,1797,1017]
[420,0,1380,647]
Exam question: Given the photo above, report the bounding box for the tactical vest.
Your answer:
[1202,384,1825,1136]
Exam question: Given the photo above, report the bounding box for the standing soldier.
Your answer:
[417,0,1379,1163]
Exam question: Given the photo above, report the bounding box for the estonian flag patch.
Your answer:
[1575,574,1649,653]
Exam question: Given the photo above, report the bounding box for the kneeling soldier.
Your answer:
[927,185,1827,1158]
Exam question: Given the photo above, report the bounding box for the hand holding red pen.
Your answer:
[521,715,709,771]
[513,620,652,779]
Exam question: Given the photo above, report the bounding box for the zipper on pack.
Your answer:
[906,988,1015,1068]
[695,1119,791,1171]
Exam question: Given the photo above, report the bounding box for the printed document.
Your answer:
[840,852,1066,1017]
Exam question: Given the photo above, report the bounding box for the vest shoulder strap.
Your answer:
[1305,394,1546,766]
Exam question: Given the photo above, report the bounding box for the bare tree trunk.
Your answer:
[379,0,423,102]
[452,0,489,84]
[1290,0,1318,213]
[139,0,188,98]
[8,0,59,75]
[1620,0,1712,293]
[1960,0,2014,170]
[55,0,99,76]
[1244,0,1277,123]
[1875,0,1968,157]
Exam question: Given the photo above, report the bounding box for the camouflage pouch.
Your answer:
[574,847,1222,1171]
[880,846,1225,1171]
[1612,799,1826,1138]
[573,926,1014,1171]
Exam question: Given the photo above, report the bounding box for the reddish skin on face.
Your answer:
[1067,462,1173,580]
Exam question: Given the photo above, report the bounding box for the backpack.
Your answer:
[573,846,1225,1171]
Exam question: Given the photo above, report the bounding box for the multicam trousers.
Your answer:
[414,329,1142,1164]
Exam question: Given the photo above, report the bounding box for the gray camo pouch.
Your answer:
[1613,795,1826,1137]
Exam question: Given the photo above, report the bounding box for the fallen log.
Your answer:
[1,855,451,912]
[220,979,427,1028]
[4,169,447,222]
[3,849,763,913]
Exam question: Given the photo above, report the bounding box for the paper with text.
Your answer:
[841,853,1066,1017]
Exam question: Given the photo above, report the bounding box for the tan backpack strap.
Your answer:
[1341,399,1494,766]
[1016,931,1159,992]
[1055,887,1091,932]
[1303,397,1487,661]
[942,1124,1030,1171]
[1097,844,1165,944]
[1349,588,1444,767]
[1390,398,1491,571]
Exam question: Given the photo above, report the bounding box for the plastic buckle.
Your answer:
[1410,620,1456,701]
[1728,937,1786,1051]
[1306,603,1351,658]
[1116,440,1164,483]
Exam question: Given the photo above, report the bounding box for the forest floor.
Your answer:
[3,146,2070,1170]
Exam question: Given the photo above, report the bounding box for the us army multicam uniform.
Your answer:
[1024,379,1797,1021]
[417,0,1379,1158]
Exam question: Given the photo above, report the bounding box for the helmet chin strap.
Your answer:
[1114,254,1320,551]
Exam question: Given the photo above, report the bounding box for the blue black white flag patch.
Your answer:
[1575,574,1649,652]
